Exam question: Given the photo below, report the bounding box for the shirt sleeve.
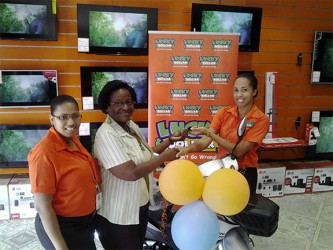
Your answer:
[28,148,57,195]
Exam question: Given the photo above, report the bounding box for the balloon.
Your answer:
[202,168,250,216]
[158,159,204,205]
[171,200,220,250]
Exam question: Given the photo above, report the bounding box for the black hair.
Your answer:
[50,95,79,115]
[236,73,258,97]
[98,80,137,114]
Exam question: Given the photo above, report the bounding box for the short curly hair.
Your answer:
[98,80,137,114]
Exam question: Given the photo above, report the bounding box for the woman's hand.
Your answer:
[169,129,188,143]
[188,126,210,136]
[162,147,180,161]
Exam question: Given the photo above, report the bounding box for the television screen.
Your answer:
[315,111,333,160]
[311,31,333,84]
[0,70,58,108]
[77,4,158,55]
[80,66,148,109]
[191,3,262,52]
[0,0,57,40]
[0,124,50,168]
[80,121,148,155]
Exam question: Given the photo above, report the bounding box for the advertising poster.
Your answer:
[148,31,239,164]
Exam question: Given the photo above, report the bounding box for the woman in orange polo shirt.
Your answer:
[28,95,101,249]
[177,73,269,192]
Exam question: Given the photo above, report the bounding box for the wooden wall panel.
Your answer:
[1,0,333,165]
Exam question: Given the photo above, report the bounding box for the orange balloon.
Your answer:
[202,168,250,216]
[159,159,205,205]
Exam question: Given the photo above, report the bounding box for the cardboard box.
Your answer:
[0,175,13,220]
[8,174,36,219]
[310,160,333,192]
[256,162,286,197]
[284,161,314,194]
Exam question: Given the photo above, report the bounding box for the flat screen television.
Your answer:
[311,31,333,84]
[191,3,262,52]
[77,4,158,55]
[0,70,58,108]
[0,0,57,40]
[80,66,148,109]
[0,124,50,168]
[314,111,333,160]
[80,121,148,155]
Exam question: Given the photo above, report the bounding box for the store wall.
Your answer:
[1,0,333,160]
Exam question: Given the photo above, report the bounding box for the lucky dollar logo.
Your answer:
[210,73,231,84]
[170,89,190,99]
[211,39,232,51]
[198,89,219,100]
[182,72,203,84]
[171,56,191,66]
[154,105,174,115]
[181,105,202,116]
[154,72,175,84]
[199,56,220,67]
[183,39,204,50]
[154,38,175,49]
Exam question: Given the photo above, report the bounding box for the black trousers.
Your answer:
[35,212,97,250]
[95,203,149,250]
[242,167,258,194]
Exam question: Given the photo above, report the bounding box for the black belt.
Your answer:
[57,210,96,226]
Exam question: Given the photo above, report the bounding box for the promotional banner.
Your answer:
[148,31,239,164]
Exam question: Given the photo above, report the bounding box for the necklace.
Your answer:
[124,125,145,151]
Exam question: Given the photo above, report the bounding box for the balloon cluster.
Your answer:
[158,159,250,250]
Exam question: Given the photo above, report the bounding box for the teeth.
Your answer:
[67,128,74,131]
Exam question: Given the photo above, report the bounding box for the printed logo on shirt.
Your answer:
[247,121,254,127]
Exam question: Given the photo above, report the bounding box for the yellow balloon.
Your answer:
[159,159,205,205]
[202,168,250,216]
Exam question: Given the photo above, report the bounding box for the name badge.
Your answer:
[96,190,102,210]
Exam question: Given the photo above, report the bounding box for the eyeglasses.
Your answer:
[52,113,82,121]
[110,100,136,107]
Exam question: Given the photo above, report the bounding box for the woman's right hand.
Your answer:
[162,147,180,162]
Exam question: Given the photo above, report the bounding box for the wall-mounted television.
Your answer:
[80,66,148,110]
[80,121,148,155]
[311,31,333,84]
[191,3,262,52]
[0,0,57,41]
[0,124,50,168]
[306,110,333,161]
[77,4,158,55]
[0,70,58,108]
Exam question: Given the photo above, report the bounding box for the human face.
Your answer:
[50,102,81,138]
[233,77,257,109]
[107,88,135,124]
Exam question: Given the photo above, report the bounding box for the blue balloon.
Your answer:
[171,200,220,250]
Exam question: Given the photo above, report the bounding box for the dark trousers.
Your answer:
[242,167,258,194]
[95,203,149,250]
[35,212,97,250]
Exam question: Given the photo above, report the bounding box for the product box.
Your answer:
[0,175,13,220]
[256,162,286,197]
[8,174,36,219]
[310,160,333,192]
[284,161,314,194]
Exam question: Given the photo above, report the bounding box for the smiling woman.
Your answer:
[177,73,270,193]
[27,95,101,250]
[92,80,188,249]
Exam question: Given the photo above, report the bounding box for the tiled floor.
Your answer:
[0,192,332,250]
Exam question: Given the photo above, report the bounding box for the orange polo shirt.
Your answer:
[210,105,269,169]
[28,127,101,217]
